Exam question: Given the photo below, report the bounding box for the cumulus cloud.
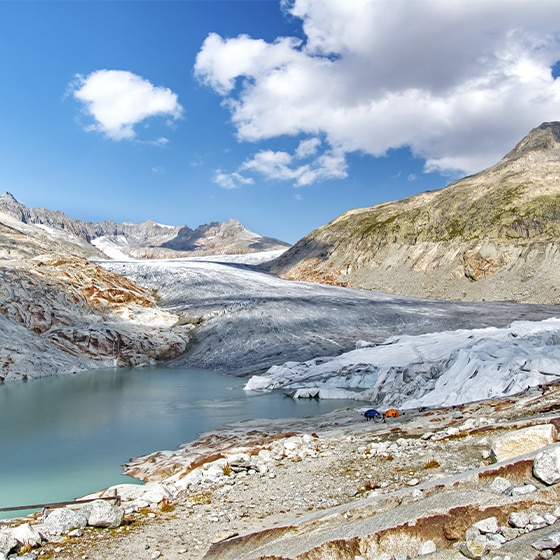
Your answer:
[196,0,560,178]
[240,143,347,186]
[71,70,183,141]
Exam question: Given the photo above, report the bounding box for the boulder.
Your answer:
[473,517,499,534]
[490,424,556,462]
[80,500,124,529]
[43,507,87,535]
[0,530,17,556]
[533,444,560,485]
[11,523,42,547]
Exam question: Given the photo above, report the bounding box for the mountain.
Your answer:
[0,192,290,259]
[0,208,189,381]
[269,122,560,304]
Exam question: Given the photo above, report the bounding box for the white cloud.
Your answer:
[240,144,347,186]
[295,137,321,159]
[71,70,183,141]
[214,170,254,190]
[196,0,560,177]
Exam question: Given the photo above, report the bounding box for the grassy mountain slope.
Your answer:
[270,122,560,304]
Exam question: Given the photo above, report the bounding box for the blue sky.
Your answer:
[2,1,560,244]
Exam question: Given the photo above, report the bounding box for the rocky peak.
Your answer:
[269,122,560,304]
[0,193,290,258]
[502,122,560,163]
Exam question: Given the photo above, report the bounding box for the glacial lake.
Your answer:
[0,367,358,517]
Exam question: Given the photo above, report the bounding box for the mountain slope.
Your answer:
[270,122,560,304]
[0,192,290,259]
[0,209,189,381]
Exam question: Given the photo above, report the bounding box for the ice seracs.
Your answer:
[244,318,560,410]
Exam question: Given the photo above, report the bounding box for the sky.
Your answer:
[2,0,560,244]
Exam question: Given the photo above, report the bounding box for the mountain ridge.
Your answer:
[0,192,290,259]
[269,122,560,304]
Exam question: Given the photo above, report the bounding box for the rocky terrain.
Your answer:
[0,209,189,381]
[269,122,560,305]
[4,382,560,559]
[0,192,290,259]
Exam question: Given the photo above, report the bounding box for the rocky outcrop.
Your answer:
[0,210,189,381]
[269,122,560,304]
[0,192,290,259]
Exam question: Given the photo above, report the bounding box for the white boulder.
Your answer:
[533,444,560,485]
[490,424,556,462]
[43,507,87,535]
[81,499,124,528]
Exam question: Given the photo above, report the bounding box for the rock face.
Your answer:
[0,192,290,259]
[270,122,560,304]
[0,209,189,381]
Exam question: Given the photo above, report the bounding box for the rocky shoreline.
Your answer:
[2,382,560,559]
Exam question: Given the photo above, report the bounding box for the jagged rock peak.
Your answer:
[0,193,290,258]
[502,121,560,162]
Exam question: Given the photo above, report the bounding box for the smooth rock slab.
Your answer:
[532,529,560,550]
[490,425,557,462]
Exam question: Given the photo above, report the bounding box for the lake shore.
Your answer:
[20,380,560,560]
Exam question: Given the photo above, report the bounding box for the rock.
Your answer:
[509,511,530,528]
[459,539,489,559]
[490,425,557,462]
[0,531,17,556]
[489,476,512,494]
[532,529,560,550]
[533,444,560,485]
[418,540,437,555]
[43,507,87,535]
[11,523,42,547]
[529,513,549,530]
[473,517,499,534]
[81,499,124,528]
[500,526,521,541]
[509,484,537,496]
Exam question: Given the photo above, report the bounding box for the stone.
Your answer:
[509,511,530,528]
[11,523,42,547]
[459,539,489,559]
[418,540,437,555]
[473,517,499,534]
[509,484,537,496]
[489,476,511,494]
[81,499,124,528]
[0,531,17,556]
[532,529,560,550]
[44,507,88,535]
[529,513,548,529]
[500,526,521,541]
[533,444,560,485]
[490,425,557,462]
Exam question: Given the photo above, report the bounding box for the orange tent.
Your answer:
[384,409,400,418]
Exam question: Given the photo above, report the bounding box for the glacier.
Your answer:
[244,318,560,410]
[100,254,560,385]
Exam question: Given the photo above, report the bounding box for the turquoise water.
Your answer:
[0,367,356,517]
